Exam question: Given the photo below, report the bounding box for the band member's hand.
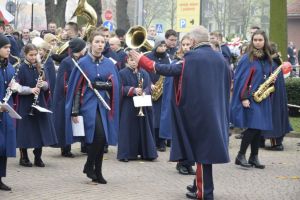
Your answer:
[72,116,79,124]
[129,50,143,63]
[0,106,8,112]
[151,84,156,91]
[37,79,45,88]
[242,99,250,108]
[10,81,21,93]
[31,87,40,95]
[135,88,143,95]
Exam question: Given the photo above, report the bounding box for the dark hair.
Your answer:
[88,31,104,44]
[66,22,79,33]
[115,28,126,37]
[40,30,51,38]
[24,43,38,55]
[165,29,177,39]
[250,26,260,30]
[248,30,272,63]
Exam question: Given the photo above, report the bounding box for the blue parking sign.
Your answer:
[180,19,186,28]
[156,24,163,33]
[103,21,113,31]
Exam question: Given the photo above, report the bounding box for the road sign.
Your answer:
[180,19,186,28]
[104,10,113,21]
[103,21,113,31]
[156,24,163,33]
[6,1,16,15]
[176,0,201,32]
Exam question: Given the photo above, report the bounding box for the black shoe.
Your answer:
[266,145,284,151]
[235,134,243,139]
[103,146,108,153]
[0,182,11,191]
[186,185,197,193]
[81,146,87,154]
[92,174,107,184]
[235,153,251,168]
[157,146,166,152]
[83,164,97,180]
[176,163,180,171]
[61,151,75,158]
[34,158,45,167]
[187,166,196,175]
[186,191,198,199]
[119,158,129,162]
[248,155,265,169]
[178,165,189,175]
[19,158,33,167]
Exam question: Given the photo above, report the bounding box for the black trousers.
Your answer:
[86,111,106,175]
[239,128,261,156]
[154,128,166,148]
[0,157,7,177]
[61,145,71,154]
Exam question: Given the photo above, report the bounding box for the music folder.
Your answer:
[32,105,53,113]
[0,102,22,119]
[72,116,85,137]
[133,95,152,107]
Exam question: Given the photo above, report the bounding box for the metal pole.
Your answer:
[31,3,33,31]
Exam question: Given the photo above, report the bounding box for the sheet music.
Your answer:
[0,102,22,119]
[133,95,152,107]
[32,105,53,113]
[72,116,85,137]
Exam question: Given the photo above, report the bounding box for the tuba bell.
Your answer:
[125,26,153,52]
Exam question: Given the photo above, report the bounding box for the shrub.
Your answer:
[285,77,300,116]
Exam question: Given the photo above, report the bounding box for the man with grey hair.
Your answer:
[130,25,231,200]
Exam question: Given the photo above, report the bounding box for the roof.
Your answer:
[288,0,300,17]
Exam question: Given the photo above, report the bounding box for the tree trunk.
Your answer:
[270,0,287,61]
[45,0,67,28]
[88,0,103,26]
[116,0,130,31]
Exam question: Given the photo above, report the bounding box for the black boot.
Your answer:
[33,148,45,167]
[235,153,251,168]
[186,191,198,199]
[186,179,196,193]
[248,155,265,169]
[83,163,97,180]
[0,179,11,191]
[19,148,32,167]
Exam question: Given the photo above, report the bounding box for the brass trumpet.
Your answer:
[137,72,145,117]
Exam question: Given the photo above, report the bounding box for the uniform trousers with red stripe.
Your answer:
[196,163,214,200]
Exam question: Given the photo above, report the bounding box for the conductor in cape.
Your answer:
[130,26,231,200]
[65,31,120,184]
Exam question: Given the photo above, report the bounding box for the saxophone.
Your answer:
[253,62,291,103]
[151,75,165,101]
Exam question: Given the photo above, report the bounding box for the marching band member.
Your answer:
[146,38,170,152]
[0,34,17,191]
[117,50,157,162]
[52,38,87,158]
[130,25,230,200]
[16,43,57,168]
[65,31,120,184]
[231,30,274,169]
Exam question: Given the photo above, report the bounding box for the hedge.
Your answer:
[285,77,300,116]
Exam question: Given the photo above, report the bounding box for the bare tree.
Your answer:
[144,0,167,29]
[88,0,103,26]
[116,0,130,30]
[45,0,67,27]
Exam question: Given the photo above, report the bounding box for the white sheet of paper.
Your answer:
[133,95,152,107]
[0,102,22,119]
[72,116,85,137]
[109,57,117,65]
[32,105,53,113]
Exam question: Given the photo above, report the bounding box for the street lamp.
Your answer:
[27,1,36,31]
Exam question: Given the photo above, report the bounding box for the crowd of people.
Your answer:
[0,19,294,200]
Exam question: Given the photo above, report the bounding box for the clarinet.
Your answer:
[2,62,21,104]
[28,64,45,116]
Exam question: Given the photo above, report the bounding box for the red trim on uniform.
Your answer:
[175,59,185,106]
[196,163,204,200]
[80,78,86,105]
[240,67,256,100]
[138,56,155,72]
[127,87,135,97]
[108,74,115,120]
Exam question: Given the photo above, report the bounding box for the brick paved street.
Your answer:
[1,135,300,200]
